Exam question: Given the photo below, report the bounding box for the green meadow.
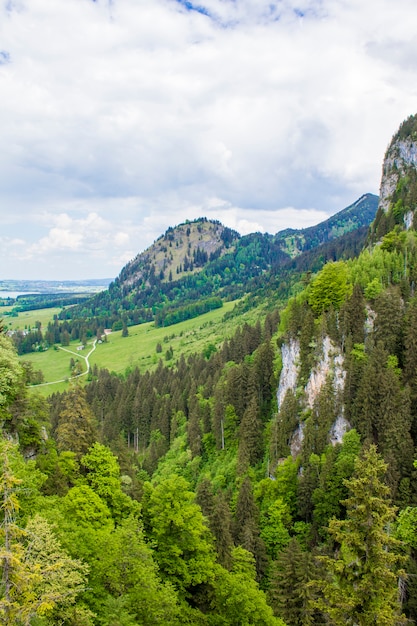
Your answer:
[2,306,63,331]
[20,299,263,396]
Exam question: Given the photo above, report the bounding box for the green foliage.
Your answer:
[0,334,24,417]
[91,516,180,625]
[55,386,98,457]
[268,537,314,626]
[155,297,223,327]
[0,442,88,625]
[311,430,361,538]
[80,443,138,521]
[144,475,216,595]
[308,261,350,315]
[314,445,406,625]
[61,485,114,531]
[210,552,286,626]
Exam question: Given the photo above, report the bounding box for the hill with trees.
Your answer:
[3,115,417,624]
[6,194,377,354]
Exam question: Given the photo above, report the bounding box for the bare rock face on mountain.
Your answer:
[378,114,417,226]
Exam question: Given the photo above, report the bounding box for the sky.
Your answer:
[1,0,417,280]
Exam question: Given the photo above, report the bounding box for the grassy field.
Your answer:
[1,307,63,331]
[21,299,264,396]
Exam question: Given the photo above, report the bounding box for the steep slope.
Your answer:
[276,112,417,475]
[276,192,378,257]
[59,196,378,333]
[372,113,417,238]
[119,218,239,288]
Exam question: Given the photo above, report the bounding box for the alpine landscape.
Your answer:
[3,112,417,625]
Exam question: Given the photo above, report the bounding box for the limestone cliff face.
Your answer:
[304,336,345,410]
[276,336,349,456]
[277,339,300,410]
[378,114,417,222]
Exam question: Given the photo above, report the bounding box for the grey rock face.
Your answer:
[379,138,417,214]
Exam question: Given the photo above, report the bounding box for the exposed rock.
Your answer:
[290,422,305,457]
[378,118,417,221]
[405,210,414,230]
[329,415,350,445]
[304,336,345,409]
[277,339,300,410]
[277,335,348,457]
[365,305,376,335]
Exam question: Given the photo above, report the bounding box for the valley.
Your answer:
[20,298,251,394]
[3,115,417,625]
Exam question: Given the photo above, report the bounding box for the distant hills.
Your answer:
[0,278,112,295]
[57,193,378,332]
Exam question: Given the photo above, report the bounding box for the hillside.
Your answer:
[276,192,378,256]
[371,113,417,240]
[2,114,417,625]
[119,218,239,287]
[56,194,378,337]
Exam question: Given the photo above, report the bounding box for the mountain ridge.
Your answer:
[57,193,378,332]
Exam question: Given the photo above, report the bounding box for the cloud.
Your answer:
[0,0,416,278]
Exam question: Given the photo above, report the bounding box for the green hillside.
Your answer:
[4,114,417,625]
[54,195,377,339]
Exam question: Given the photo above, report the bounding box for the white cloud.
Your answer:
[0,0,416,278]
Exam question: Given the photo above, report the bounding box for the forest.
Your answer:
[2,118,417,624]
[3,220,417,624]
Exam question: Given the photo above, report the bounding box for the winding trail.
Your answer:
[30,339,97,387]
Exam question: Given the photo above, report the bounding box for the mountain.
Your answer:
[275,192,378,257]
[119,218,240,287]
[371,113,417,239]
[59,194,378,333]
[5,115,417,626]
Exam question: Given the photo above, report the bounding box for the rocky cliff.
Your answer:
[378,114,417,226]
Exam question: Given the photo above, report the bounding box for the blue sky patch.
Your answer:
[175,0,211,18]
[0,51,11,65]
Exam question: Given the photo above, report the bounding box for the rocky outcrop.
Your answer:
[304,336,345,409]
[277,339,300,410]
[378,115,417,222]
[277,335,348,455]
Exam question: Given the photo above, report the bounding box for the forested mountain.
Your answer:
[56,194,377,336]
[3,115,417,625]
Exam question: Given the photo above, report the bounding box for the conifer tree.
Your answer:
[403,297,417,437]
[340,282,366,347]
[269,537,314,626]
[211,491,234,570]
[234,476,267,580]
[373,286,403,359]
[314,445,406,625]
[237,396,264,473]
[55,386,98,458]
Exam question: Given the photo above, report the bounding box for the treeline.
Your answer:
[9,292,92,312]
[155,297,223,327]
[5,217,417,621]
[34,218,371,351]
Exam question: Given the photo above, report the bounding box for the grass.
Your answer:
[21,344,86,380]
[1,307,63,331]
[21,298,265,396]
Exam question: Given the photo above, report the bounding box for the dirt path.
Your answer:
[30,339,97,387]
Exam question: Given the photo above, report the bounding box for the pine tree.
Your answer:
[314,445,406,625]
[237,396,264,474]
[269,537,314,626]
[55,386,98,457]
